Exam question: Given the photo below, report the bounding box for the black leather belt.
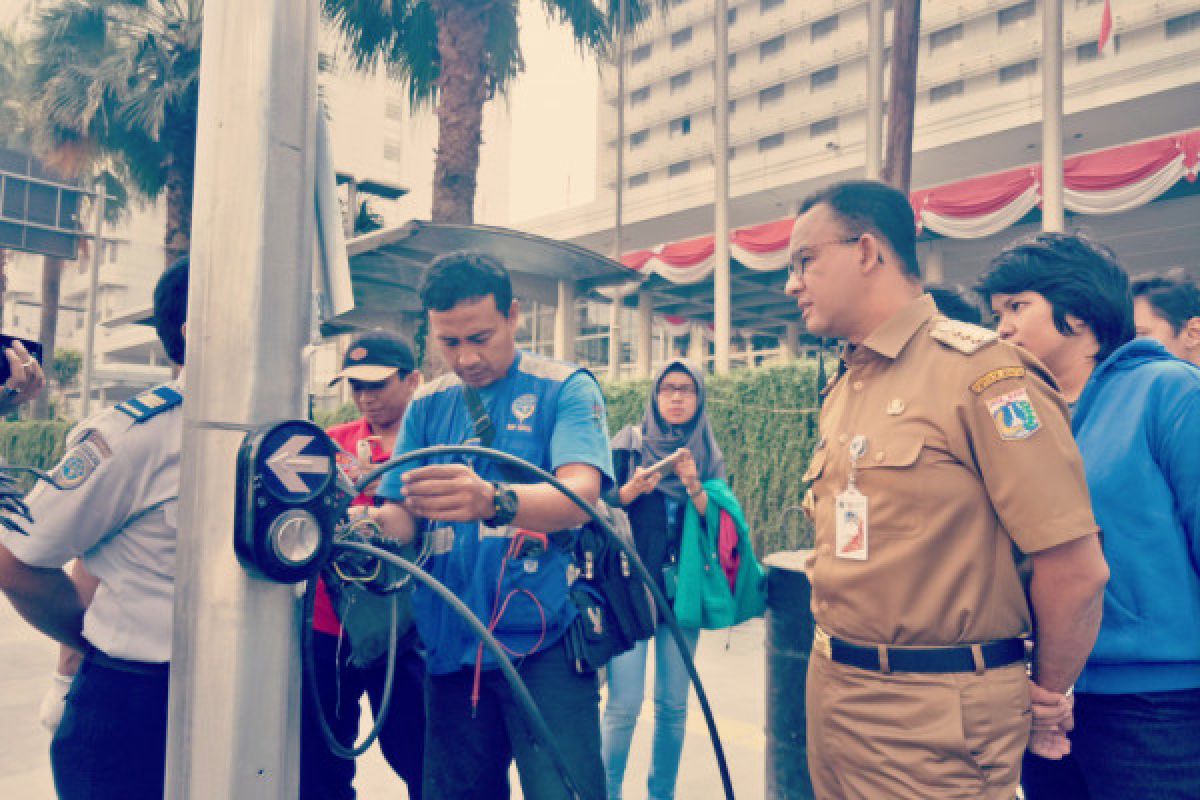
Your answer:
[87,647,170,677]
[816,628,1026,674]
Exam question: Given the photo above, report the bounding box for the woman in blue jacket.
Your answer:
[601,360,725,800]
[978,233,1200,800]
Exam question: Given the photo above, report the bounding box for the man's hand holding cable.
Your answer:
[400,464,494,523]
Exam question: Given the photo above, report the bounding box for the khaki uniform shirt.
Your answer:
[803,294,1097,647]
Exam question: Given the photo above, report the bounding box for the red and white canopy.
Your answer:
[622,129,1200,284]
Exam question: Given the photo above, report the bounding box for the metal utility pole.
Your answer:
[608,0,628,379]
[165,0,319,796]
[882,0,921,192]
[1041,0,1065,232]
[80,184,107,417]
[713,0,732,374]
[864,0,886,180]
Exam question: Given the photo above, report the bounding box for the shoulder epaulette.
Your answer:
[929,318,998,355]
[116,385,183,423]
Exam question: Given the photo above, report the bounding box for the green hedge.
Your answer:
[1,364,822,555]
[602,363,819,556]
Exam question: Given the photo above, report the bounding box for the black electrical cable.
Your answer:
[356,444,737,800]
[301,574,400,759]
[336,539,586,800]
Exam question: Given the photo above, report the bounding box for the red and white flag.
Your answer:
[1098,0,1114,54]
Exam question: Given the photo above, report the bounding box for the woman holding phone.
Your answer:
[601,360,725,800]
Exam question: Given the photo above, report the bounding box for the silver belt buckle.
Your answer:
[813,625,832,659]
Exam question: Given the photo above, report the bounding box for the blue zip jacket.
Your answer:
[1072,339,1200,694]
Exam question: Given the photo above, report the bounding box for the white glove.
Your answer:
[38,672,75,732]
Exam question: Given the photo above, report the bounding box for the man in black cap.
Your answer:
[300,331,426,800]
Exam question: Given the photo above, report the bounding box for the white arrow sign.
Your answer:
[266,434,331,495]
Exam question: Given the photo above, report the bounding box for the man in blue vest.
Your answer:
[366,251,613,800]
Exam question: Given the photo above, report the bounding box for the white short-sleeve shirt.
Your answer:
[1,382,183,662]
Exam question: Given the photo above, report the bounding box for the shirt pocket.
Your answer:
[852,434,925,535]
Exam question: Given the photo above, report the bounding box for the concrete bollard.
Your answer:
[764,550,816,799]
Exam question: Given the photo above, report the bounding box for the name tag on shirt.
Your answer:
[835,488,869,561]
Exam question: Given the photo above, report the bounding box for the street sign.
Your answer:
[0,148,85,260]
[256,422,335,503]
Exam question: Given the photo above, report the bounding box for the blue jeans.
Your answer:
[1021,688,1200,800]
[601,625,700,800]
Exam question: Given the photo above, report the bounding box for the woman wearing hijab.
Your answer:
[600,360,726,800]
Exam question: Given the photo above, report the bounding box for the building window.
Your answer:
[1076,41,1100,62]
[630,129,649,148]
[930,24,963,52]
[668,160,691,177]
[758,133,785,152]
[811,65,838,90]
[998,59,1038,84]
[383,138,403,162]
[629,172,649,188]
[760,35,786,60]
[1075,0,1103,6]
[728,99,737,114]
[671,0,688,6]
[760,0,784,12]
[670,71,692,93]
[669,115,692,137]
[810,117,838,137]
[728,146,737,161]
[998,1,1036,31]
[728,7,738,25]
[631,86,650,105]
[1166,12,1200,38]
[929,79,964,104]
[811,14,839,42]
[759,83,785,107]
[631,43,652,64]
[728,52,737,69]
[671,27,693,49]
[385,99,405,121]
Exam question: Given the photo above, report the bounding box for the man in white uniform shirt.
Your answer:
[0,258,189,800]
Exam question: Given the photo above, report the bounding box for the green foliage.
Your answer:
[0,420,75,490]
[53,348,83,387]
[313,402,360,430]
[603,363,820,556]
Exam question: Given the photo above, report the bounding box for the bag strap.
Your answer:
[461,384,527,484]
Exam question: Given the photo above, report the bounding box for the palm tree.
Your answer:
[0,26,31,332]
[28,0,201,264]
[322,0,658,224]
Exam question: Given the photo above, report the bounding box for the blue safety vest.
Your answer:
[399,352,591,675]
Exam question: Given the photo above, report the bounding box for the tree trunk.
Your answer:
[429,0,489,224]
[882,0,921,193]
[34,255,63,419]
[163,155,193,267]
[0,248,8,330]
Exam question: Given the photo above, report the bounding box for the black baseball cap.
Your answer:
[329,332,415,385]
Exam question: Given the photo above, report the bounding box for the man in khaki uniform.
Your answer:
[787,180,1110,799]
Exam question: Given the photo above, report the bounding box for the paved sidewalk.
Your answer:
[0,599,766,799]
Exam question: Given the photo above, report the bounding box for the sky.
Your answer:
[505,0,602,221]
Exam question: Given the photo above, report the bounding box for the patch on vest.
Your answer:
[50,439,108,489]
[970,366,1026,394]
[930,319,998,354]
[986,388,1041,440]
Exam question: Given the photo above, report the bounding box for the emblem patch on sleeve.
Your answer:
[970,366,1026,394]
[986,388,1042,440]
[50,440,107,489]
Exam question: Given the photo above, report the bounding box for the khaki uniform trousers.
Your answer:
[806,651,1031,799]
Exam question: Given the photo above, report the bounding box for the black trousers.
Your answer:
[51,652,170,800]
[1022,688,1200,800]
[423,640,606,800]
[300,631,427,800]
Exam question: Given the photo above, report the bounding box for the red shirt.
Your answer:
[312,417,393,636]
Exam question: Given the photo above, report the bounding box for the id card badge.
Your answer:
[835,486,869,561]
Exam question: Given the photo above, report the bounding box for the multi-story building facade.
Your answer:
[518,0,1200,374]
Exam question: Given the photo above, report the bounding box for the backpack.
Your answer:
[563,499,658,674]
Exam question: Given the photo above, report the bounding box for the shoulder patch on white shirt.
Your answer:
[50,437,109,489]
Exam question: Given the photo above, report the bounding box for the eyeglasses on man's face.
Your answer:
[787,236,863,280]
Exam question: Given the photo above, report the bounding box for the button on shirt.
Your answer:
[804,295,1098,647]
[1,383,183,662]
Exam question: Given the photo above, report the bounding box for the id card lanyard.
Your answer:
[835,435,869,560]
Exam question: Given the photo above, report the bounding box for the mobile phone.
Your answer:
[0,335,43,386]
[647,449,685,477]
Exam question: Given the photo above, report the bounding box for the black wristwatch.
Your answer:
[485,481,519,527]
